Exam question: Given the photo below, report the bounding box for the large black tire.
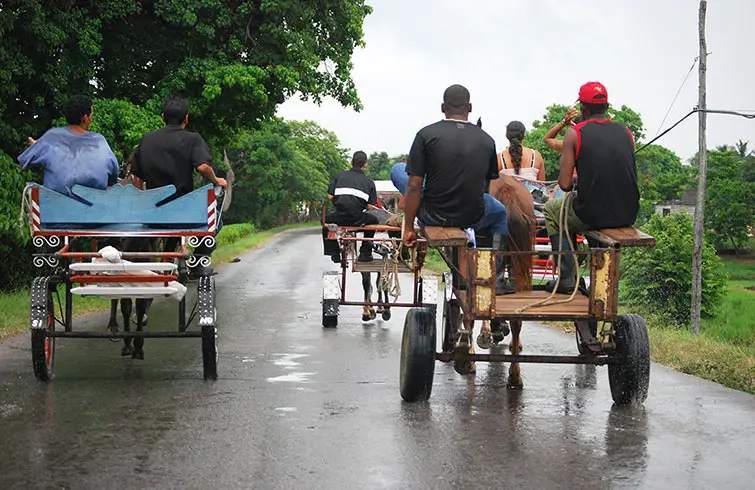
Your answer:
[400,307,437,401]
[31,278,55,382]
[322,299,338,328]
[201,325,218,381]
[608,314,650,405]
[198,276,217,380]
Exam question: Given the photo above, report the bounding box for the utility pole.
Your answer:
[691,0,708,336]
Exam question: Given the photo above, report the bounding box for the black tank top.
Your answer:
[572,120,639,228]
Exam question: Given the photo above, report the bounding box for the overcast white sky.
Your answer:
[278,0,755,161]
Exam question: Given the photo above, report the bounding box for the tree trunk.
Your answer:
[691,0,708,336]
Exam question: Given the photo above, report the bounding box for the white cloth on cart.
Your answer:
[94,246,187,301]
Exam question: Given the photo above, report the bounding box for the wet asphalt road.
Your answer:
[1,228,754,490]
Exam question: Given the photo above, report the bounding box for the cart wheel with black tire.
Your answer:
[30,276,57,382]
[322,299,339,328]
[197,276,218,381]
[608,314,650,405]
[399,307,437,401]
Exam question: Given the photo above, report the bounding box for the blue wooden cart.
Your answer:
[24,183,223,380]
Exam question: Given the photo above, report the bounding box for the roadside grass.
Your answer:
[720,256,755,281]
[0,221,318,339]
[646,322,755,395]
[0,288,108,339]
[423,248,450,274]
[701,283,755,346]
[211,221,318,264]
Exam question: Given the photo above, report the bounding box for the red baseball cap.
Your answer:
[577,81,608,104]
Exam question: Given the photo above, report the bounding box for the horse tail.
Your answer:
[507,209,534,291]
[491,175,536,291]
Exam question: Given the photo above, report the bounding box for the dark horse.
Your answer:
[106,237,158,359]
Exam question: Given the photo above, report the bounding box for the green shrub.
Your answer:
[215,223,256,247]
[0,151,36,292]
[622,213,727,327]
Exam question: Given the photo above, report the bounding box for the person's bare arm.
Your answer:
[402,176,424,246]
[543,123,566,153]
[196,163,227,188]
[559,129,578,191]
[535,151,546,181]
[544,108,578,153]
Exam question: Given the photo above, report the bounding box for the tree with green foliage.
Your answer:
[634,145,694,202]
[704,148,755,250]
[366,151,391,180]
[0,152,35,292]
[287,120,349,183]
[0,0,372,156]
[224,118,347,228]
[622,213,727,327]
[88,99,164,164]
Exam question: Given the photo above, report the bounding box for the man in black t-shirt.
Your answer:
[543,81,639,293]
[131,98,227,273]
[391,84,513,294]
[323,151,379,263]
[132,98,227,195]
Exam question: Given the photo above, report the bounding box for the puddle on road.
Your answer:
[272,353,309,369]
[275,407,298,413]
[266,372,315,383]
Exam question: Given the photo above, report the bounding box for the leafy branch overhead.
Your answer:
[0,0,372,155]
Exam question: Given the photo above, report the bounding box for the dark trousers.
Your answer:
[322,211,378,255]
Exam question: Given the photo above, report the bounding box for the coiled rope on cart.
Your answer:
[18,183,34,233]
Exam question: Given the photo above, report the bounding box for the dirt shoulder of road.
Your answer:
[0,222,318,339]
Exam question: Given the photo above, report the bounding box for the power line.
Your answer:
[636,107,755,154]
[655,56,699,138]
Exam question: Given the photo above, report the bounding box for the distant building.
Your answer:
[655,188,696,217]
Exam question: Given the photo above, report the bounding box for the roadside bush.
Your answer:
[215,223,256,247]
[0,151,36,292]
[622,212,727,327]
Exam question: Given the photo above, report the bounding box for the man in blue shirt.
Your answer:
[18,95,118,198]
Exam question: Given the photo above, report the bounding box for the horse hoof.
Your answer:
[369,309,377,320]
[121,346,133,357]
[507,376,523,389]
[362,314,371,322]
[476,332,492,350]
[381,310,391,321]
[491,332,505,344]
[454,360,476,375]
[131,350,144,360]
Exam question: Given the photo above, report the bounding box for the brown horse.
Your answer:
[470,174,536,388]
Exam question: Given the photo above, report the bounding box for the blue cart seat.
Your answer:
[30,183,217,234]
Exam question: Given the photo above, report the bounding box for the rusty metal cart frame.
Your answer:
[398,225,656,405]
[321,221,440,327]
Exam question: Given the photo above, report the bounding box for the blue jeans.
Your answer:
[390,163,508,236]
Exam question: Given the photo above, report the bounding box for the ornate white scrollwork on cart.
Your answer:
[32,235,61,249]
[188,235,216,249]
[187,255,212,269]
[33,255,60,268]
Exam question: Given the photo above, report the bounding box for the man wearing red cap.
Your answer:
[543,81,639,293]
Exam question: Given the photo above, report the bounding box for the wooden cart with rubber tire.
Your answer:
[399,225,656,406]
[24,182,224,381]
